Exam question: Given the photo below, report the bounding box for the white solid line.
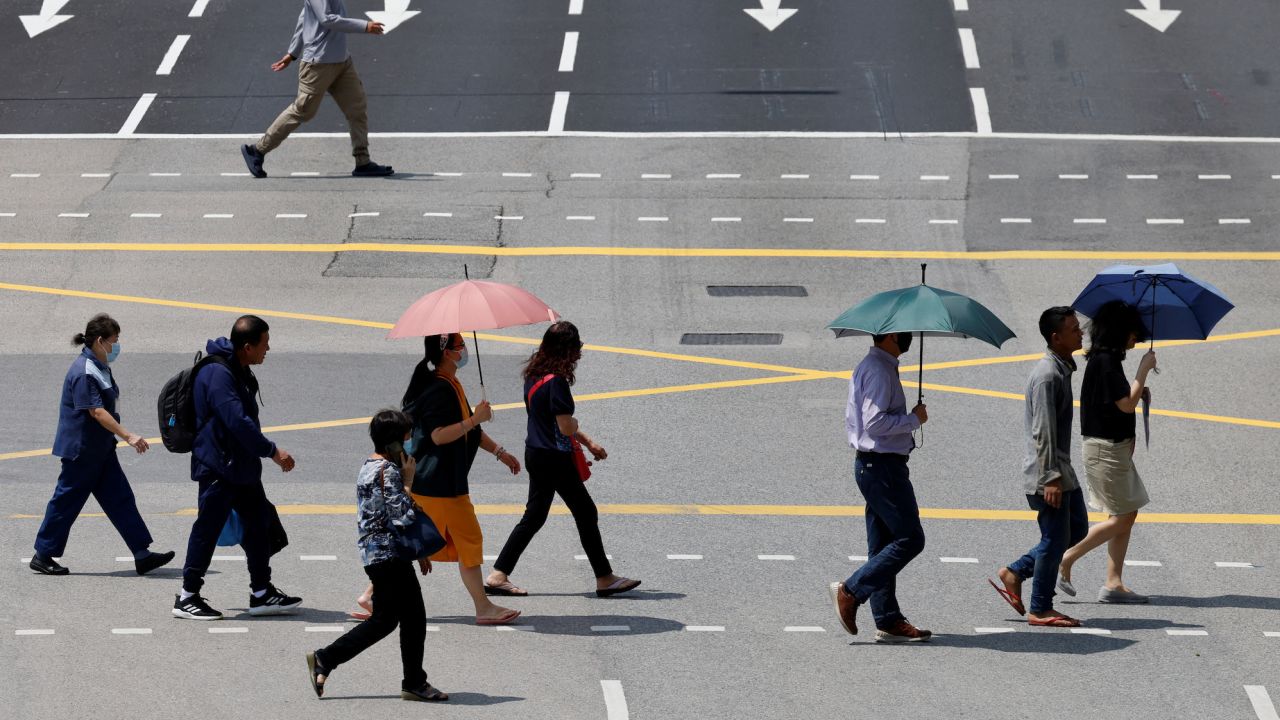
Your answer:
[940,557,979,563]
[781,174,809,179]
[783,217,814,223]
[974,627,1016,634]
[208,627,249,634]
[495,215,524,220]
[958,28,980,69]
[711,217,742,222]
[1128,174,1158,179]
[189,0,212,17]
[304,626,344,633]
[290,171,320,176]
[212,554,245,561]
[602,681,629,720]
[1246,686,1280,720]
[954,0,969,9]
[502,172,534,178]
[431,172,464,177]
[570,172,601,178]
[667,554,703,560]
[81,173,112,177]
[16,629,55,636]
[1219,218,1252,224]
[119,93,157,136]
[566,215,596,221]
[569,0,584,14]
[59,213,90,218]
[300,555,337,561]
[130,213,162,218]
[575,554,614,560]
[758,555,796,561]
[971,87,992,134]
[559,32,579,72]
[111,628,152,635]
[856,218,887,224]
[706,173,741,179]
[276,213,307,219]
[921,174,951,181]
[1074,218,1108,224]
[685,626,725,632]
[1198,174,1231,180]
[156,35,191,76]
[1216,561,1256,568]
[1264,632,1280,638]
[988,174,1019,180]
[10,173,40,178]
[1124,560,1163,567]
[203,213,233,219]
[783,626,826,633]
[642,173,672,179]
[849,174,880,180]
[548,91,570,134]
[1070,628,1112,635]
[849,555,868,562]
[591,626,630,633]
[423,212,454,217]
[1001,218,1032,223]
[929,219,959,225]
[220,172,250,177]
[349,212,380,217]
[1147,218,1184,225]
[637,216,669,222]
[1166,629,1209,636]
[1058,173,1089,179]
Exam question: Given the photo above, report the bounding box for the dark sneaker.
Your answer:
[29,555,69,576]
[173,593,223,621]
[875,620,932,643]
[135,550,175,576]
[829,581,859,635]
[240,144,267,178]
[352,161,394,177]
[249,584,302,616]
[401,682,449,702]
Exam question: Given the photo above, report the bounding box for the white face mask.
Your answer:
[455,347,469,369]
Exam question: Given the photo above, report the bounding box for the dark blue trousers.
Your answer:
[35,451,153,557]
[843,453,925,628]
[181,477,272,593]
[1007,488,1089,613]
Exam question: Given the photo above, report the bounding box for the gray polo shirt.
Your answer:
[1023,351,1079,495]
[287,0,367,64]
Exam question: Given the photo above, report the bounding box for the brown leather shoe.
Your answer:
[829,582,859,635]
[874,620,932,643]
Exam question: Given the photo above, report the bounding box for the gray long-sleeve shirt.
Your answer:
[1023,351,1079,495]
[287,0,367,64]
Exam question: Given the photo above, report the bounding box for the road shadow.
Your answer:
[71,567,208,579]
[930,632,1137,655]
[324,692,523,706]
[518,590,687,601]
[1076,617,1203,631]
[1147,594,1280,611]
[226,607,355,623]
[426,613,684,637]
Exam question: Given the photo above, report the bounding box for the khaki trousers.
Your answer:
[257,57,370,165]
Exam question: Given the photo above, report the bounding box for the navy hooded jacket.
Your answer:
[191,337,276,485]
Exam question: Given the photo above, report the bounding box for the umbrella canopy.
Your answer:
[388,280,559,339]
[827,284,1016,348]
[1071,263,1233,341]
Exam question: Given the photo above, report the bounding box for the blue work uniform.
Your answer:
[34,348,153,557]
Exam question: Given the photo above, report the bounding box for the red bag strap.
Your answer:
[526,374,556,406]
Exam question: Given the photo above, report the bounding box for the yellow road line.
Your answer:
[11,503,1280,525]
[4,241,1280,262]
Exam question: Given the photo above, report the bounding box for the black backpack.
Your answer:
[157,352,229,453]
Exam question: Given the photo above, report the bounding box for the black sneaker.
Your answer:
[29,555,69,576]
[240,144,267,178]
[352,161,394,177]
[135,550,175,576]
[173,593,223,621]
[249,584,302,616]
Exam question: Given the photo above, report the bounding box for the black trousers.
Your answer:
[493,446,613,578]
[316,559,427,689]
[181,477,272,593]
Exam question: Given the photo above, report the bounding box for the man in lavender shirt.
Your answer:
[829,332,932,643]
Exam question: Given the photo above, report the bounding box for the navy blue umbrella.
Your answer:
[1072,263,1233,341]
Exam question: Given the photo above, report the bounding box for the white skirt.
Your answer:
[1082,437,1149,515]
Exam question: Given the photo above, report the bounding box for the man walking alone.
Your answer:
[241,0,394,179]
[830,332,932,643]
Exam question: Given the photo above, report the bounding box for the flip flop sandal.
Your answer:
[484,581,528,597]
[476,608,522,626]
[305,651,327,698]
[402,682,449,702]
[1028,615,1081,628]
[988,578,1026,616]
[596,577,641,598]
[348,610,372,621]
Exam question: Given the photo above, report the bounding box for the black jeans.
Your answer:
[316,559,427,689]
[181,477,272,593]
[493,446,613,578]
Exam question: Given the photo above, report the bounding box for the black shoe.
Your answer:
[401,682,449,702]
[135,550,175,576]
[249,584,302,616]
[352,161,394,177]
[173,593,223,620]
[29,555,68,576]
[305,651,328,698]
[240,144,267,178]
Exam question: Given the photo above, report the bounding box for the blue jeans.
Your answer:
[1006,488,1089,613]
[843,454,925,628]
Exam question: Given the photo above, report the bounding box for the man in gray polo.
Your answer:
[241,0,393,178]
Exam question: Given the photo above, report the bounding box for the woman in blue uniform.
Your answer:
[30,314,174,576]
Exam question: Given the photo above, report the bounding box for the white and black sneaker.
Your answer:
[249,584,302,616]
[173,593,223,621]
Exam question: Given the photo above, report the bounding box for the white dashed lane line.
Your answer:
[119,94,157,135]
[1265,632,1280,638]
[558,32,579,72]
[783,217,814,223]
[1220,218,1252,224]
[203,213,233,219]
[566,215,596,221]
[706,173,741,179]
[1245,686,1280,720]
[570,172,601,178]
[667,554,703,560]
[781,174,809,179]
[209,627,249,634]
[15,629,55,636]
[59,213,90,218]
[939,557,979,564]
[304,626,344,633]
[954,0,969,10]
[641,173,671,180]
[221,172,250,177]
[958,28,979,69]
[920,175,950,181]
[189,0,211,16]
[276,213,307,219]
[300,555,337,561]
[494,215,524,220]
[81,173,112,178]
[348,212,379,218]
[1147,218,1184,225]
[684,626,725,632]
[849,174,880,180]
[856,218,886,224]
[591,626,630,633]
[130,213,162,218]
[711,217,741,223]
[1216,561,1258,568]
[1166,629,1210,636]
[423,212,453,217]
[602,680,629,720]
[155,35,191,76]
[0,213,16,217]
[758,555,796,561]
[111,628,152,635]
[637,216,668,222]
[929,219,959,225]
[430,172,464,177]
[291,171,320,177]
[975,627,1016,634]
[1074,218,1107,224]
[1070,628,1112,635]
[1001,218,1032,224]
[970,88,992,134]
[783,626,826,633]
[988,174,1019,180]
[1058,174,1089,180]
[502,172,534,178]
[1198,174,1231,180]
[11,173,40,178]
[569,0,584,14]
[1125,560,1163,567]
[1128,174,1159,180]
[212,554,245,561]
[575,554,613,560]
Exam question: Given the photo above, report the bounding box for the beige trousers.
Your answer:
[257,57,369,165]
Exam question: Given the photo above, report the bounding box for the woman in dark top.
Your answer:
[1058,301,1158,604]
[485,321,641,598]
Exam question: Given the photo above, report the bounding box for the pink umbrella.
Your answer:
[388,275,559,396]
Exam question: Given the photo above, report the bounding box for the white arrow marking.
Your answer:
[20,0,73,38]
[1126,0,1180,32]
[366,0,419,33]
[744,0,797,31]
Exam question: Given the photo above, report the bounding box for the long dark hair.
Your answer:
[523,321,583,385]
[402,333,460,408]
[1086,300,1148,361]
[72,313,120,348]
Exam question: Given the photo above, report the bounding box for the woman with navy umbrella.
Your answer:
[30,314,174,576]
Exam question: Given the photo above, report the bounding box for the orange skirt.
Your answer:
[412,494,485,567]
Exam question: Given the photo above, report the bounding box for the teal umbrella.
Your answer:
[828,265,1016,404]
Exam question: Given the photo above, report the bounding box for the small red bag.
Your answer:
[527,374,591,482]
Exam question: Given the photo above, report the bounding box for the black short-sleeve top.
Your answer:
[524,374,575,453]
[1080,350,1136,442]
[405,375,481,497]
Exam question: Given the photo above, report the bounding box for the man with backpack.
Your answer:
[173,315,301,620]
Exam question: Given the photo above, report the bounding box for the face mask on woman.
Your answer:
[455,346,469,369]
[101,339,121,363]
